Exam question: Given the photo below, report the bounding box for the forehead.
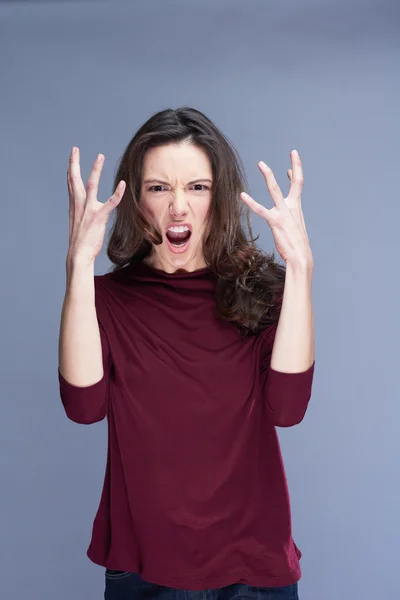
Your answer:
[142,142,212,179]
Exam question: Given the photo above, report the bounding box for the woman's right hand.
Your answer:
[67,147,126,266]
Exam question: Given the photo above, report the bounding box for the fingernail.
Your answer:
[97,154,103,162]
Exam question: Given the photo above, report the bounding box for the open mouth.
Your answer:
[165,225,192,251]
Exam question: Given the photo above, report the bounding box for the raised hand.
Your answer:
[67,147,126,266]
[240,150,313,270]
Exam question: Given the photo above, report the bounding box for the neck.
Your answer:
[143,250,207,274]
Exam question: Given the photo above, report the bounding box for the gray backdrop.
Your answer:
[1,0,399,598]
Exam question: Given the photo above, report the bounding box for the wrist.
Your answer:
[285,259,314,284]
[66,253,95,285]
[66,252,95,271]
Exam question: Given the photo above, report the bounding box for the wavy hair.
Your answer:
[107,107,286,337]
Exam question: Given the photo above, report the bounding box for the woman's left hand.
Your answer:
[240,149,314,270]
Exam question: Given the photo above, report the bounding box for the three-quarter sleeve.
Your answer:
[58,276,113,425]
[260,323,315,427]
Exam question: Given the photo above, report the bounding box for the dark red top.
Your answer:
[58,259,315,590]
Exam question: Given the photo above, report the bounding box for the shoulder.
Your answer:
[258,322,278,358]
[94,264,130,293]
[93,272,120,322]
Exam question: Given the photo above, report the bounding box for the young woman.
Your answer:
[58,107,315,599]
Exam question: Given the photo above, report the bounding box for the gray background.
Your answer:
[1,0,399,598]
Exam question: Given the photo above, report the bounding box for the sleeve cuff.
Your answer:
[268,360,315,378]
[58,368,108,424]
[263,360,315,427]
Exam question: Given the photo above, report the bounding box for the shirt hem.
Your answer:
[88,550,301,590]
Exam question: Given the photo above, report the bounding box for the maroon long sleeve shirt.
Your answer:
[58,259,315,590]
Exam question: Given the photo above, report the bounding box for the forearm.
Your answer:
[58,258,104,387]
[270,261,314,373]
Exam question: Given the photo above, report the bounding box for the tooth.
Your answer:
[168,225,190,233]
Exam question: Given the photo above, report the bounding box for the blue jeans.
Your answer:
[104,570,299,599]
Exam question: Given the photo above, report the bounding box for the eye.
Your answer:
[190,184,209,191]
[148,185,167,192]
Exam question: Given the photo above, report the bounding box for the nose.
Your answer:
[169,190,189,217]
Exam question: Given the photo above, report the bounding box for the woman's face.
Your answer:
[140,142,213,273]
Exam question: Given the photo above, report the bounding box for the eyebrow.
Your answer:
[143,178,213,185]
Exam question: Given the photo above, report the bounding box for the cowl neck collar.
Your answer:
[111,258,217,294]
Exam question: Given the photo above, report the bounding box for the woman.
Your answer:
[58,107,315,599]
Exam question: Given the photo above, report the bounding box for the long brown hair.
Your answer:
[107,107,286,337]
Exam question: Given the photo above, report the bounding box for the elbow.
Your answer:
[272,406,308,428]
[263,362,315,427]
[58,368,109,425]
[63,404,107,425]
[265,392,312,428]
